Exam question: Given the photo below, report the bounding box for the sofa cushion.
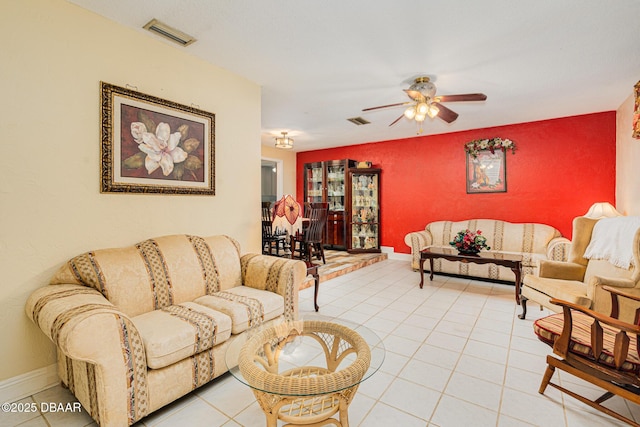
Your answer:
[132,302,232,369]
[195,286,284,334]
[533,311,640,372]
[523,276,591,308]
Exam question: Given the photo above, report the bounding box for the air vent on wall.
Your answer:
[143,19,196,47]
[347,117,370,126]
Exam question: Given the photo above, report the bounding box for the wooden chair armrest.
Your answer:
[549,298,640,335]
[550,298,640,367]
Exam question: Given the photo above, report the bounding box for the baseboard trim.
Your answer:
[381,246,412,261]
[0,364,59,403]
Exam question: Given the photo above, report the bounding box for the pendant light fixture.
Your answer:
[275,132,294,149]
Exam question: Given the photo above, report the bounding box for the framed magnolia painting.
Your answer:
[466,149,506,194]
[634,80,640,139]
[100,82,215,195]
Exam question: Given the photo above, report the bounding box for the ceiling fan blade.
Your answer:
[389,114,405,127]
[435,93,487,103]
[433,102,459,123]
[362,102,410,112]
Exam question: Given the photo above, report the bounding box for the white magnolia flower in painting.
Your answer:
[131,122,187,176]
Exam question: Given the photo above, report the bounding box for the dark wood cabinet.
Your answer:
[303,159,356,250]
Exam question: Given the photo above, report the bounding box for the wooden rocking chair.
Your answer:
[533,285,640,426]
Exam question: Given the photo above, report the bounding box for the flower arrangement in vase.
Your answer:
[449,229,490,255]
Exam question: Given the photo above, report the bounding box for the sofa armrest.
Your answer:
[25,284,149,426]
[404,230,433,269]
[546,236,571,262]
[538,260,586,280]
[240,254,307,321]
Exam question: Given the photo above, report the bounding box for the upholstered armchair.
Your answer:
[520,216,640,322]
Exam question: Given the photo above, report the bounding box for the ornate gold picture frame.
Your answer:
[633,80,640,139]
[100,82,215,195]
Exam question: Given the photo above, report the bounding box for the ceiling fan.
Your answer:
[362,76,487,132]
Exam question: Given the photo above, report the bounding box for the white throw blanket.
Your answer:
[584,216,640,269]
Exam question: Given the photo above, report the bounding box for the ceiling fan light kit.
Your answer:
[363,76,487,132]
[275,131,294,149]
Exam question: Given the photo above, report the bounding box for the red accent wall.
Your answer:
[296,112,616,254]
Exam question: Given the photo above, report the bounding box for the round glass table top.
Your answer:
[225,315,385,397]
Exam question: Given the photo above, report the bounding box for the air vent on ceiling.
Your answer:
[143,19,196,47]
[347,117,370,126]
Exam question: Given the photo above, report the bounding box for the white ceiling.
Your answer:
[69,0,640,152]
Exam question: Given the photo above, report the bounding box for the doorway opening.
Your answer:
[261,158,283,203]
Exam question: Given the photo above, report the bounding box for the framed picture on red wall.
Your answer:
[466,149,506,193]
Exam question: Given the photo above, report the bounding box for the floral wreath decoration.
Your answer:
[464,138,516,158]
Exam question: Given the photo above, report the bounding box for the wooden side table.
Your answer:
[419,247,523,304]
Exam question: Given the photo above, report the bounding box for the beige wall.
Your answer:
[261,144,297,197]
[616,92,640,215]
[0,0,262,380]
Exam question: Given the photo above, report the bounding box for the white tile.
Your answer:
[475,316,514,334]
[444,372,502,411]
[463,338,509,364]
[425,331,468,353]
[497,414,538,426]
[0,397,42,427]
[413,343,461,370]
[431,394,498,427]
[363,317,400,336]
[399,358,452,392]
[378,349,410,376]
[345,392,376,426]
[403,313,440,329]
[376,308,410,323]
[455,354,506,385]
[152,398,230,427]
[507,348,549,374]
[499,387,566,427]
[350,302,384,316]
[196,374,255,417]
[380,377,440,421]
[469,325,511,348]
[382,334,422,357]
[391,322,431,343]
[33,385,95,427]
[509,335,549,355]
[359,401,426,427]
[358,370,395,399]
[231,401,269,427]
[433,320,473,339]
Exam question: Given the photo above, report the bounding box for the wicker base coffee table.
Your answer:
[225,317,384,427]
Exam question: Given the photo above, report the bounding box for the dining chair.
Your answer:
[290,202,329,264]
[261,202,286,256]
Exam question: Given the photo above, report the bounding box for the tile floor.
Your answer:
[6,259,640,426]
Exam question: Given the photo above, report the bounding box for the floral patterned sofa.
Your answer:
[25,234,307,426]
[404,219,570,281]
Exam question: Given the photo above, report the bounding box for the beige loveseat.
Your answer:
[404,219,570,281]
[25,234,307,426]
